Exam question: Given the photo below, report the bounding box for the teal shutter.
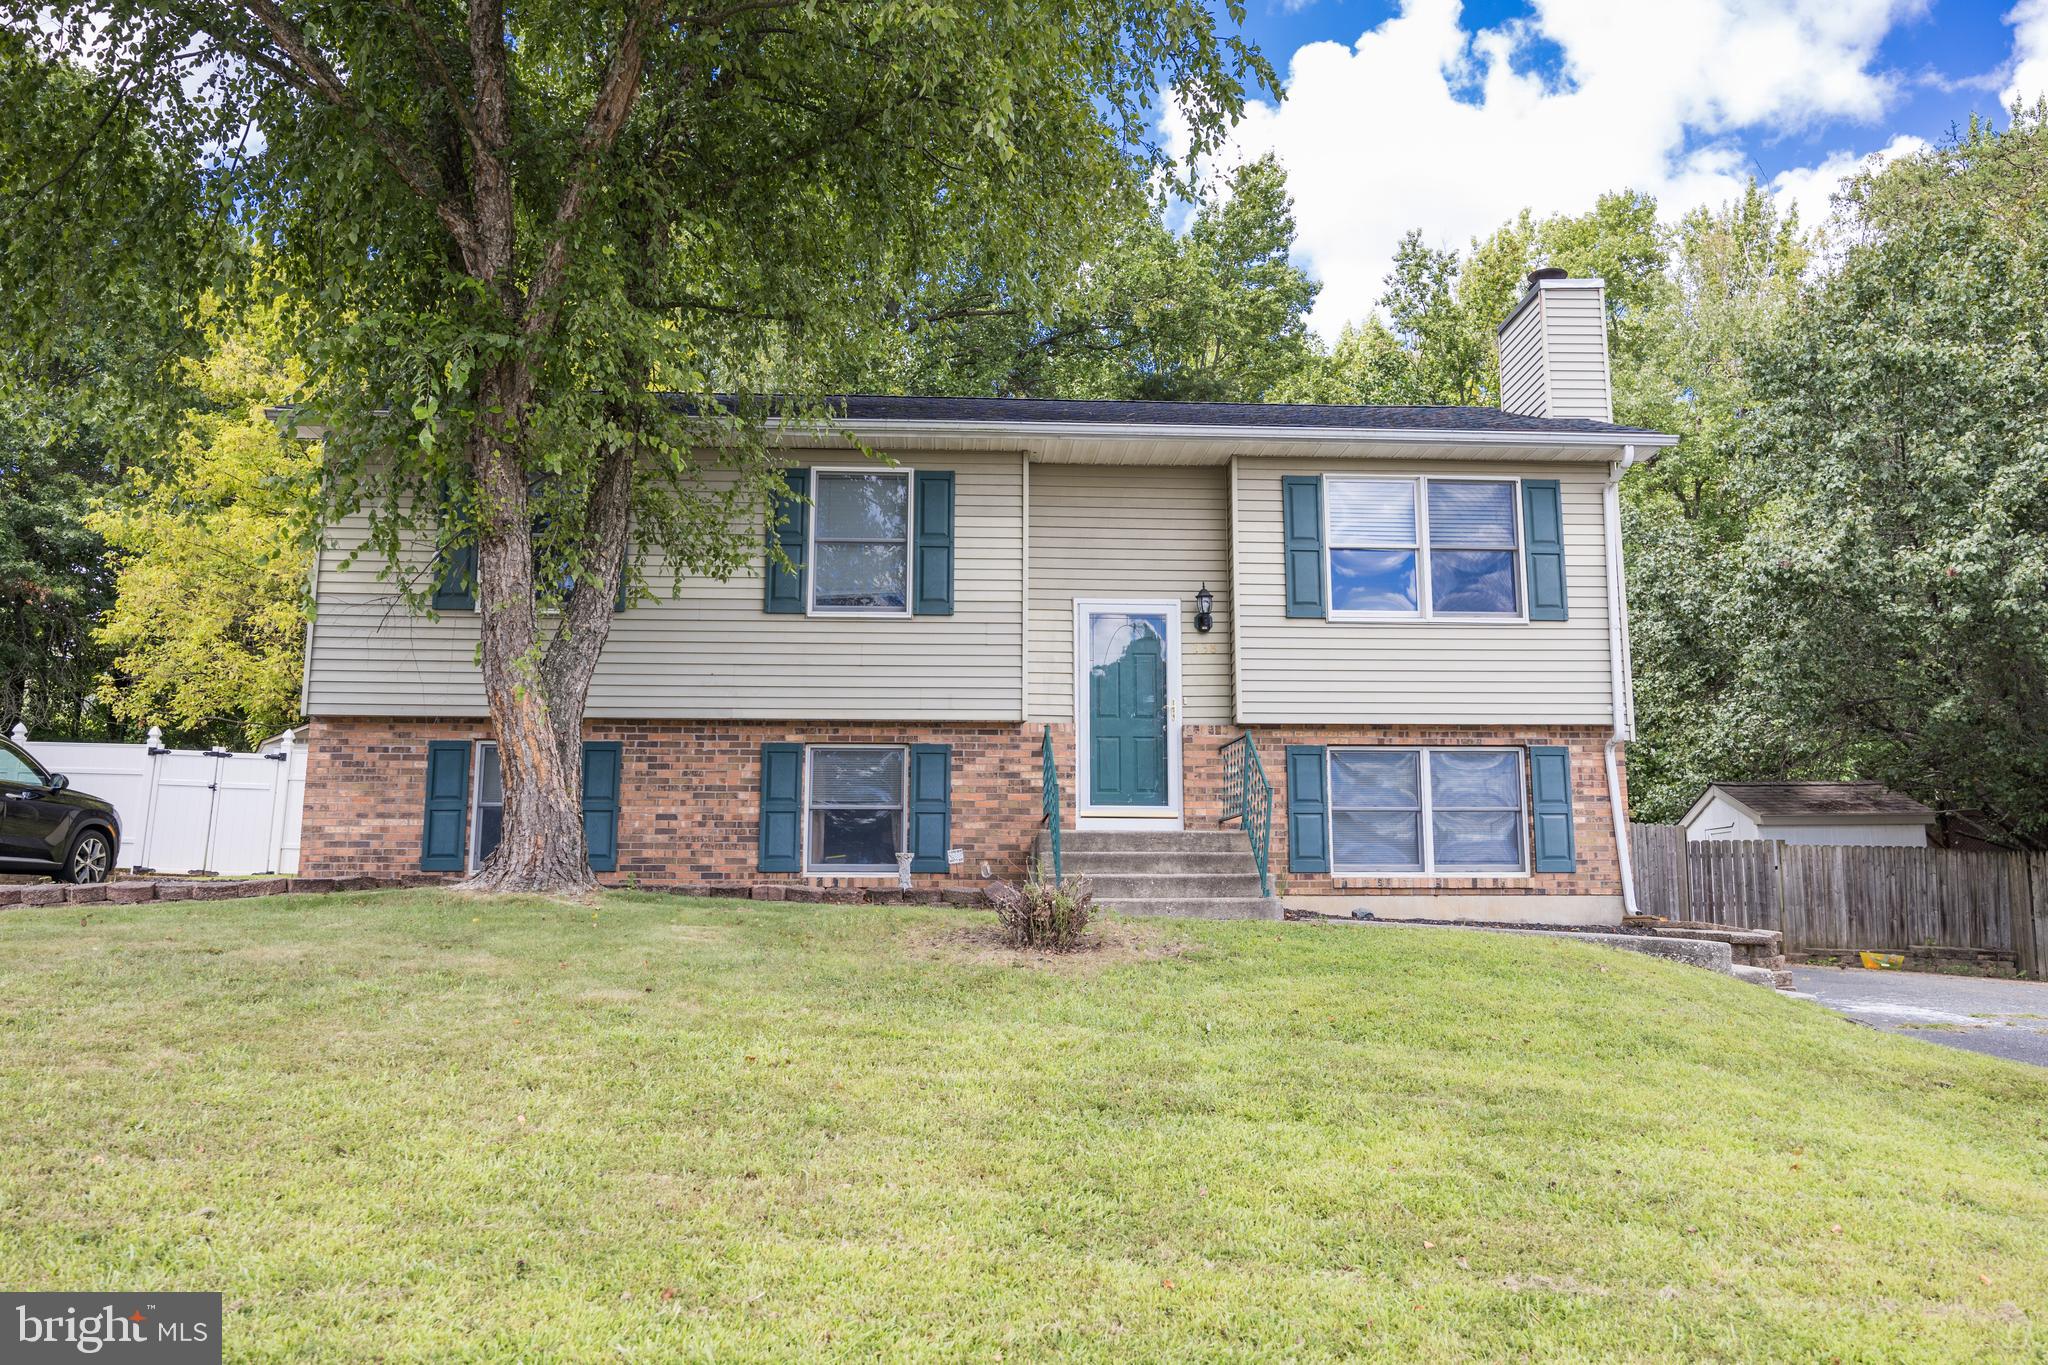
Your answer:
[908,744,952,872]
[1282,476,1325,619]
[1528,745,1577,873]
[419,741,471,871]
[758,742,803,871]
[433,543,476,612]
[1286,745,1329,873]
[913,471,955,616]
[1521,479,1568,621]
[581,741,622,872]
[763,470,808,613]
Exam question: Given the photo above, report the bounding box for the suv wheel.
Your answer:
[64,829,112,885]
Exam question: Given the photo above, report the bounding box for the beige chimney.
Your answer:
[1496,268,1612,422]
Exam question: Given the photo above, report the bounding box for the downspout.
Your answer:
[1604,445,1640,917]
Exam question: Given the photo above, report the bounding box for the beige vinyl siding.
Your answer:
[305,451,1025,720]
[1536,287,1613,422]
[1027,463,1232,724]
[1233,458,1615,725]
[1497,302,1548,417]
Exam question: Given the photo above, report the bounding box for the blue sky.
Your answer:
[1181,0,2046,333]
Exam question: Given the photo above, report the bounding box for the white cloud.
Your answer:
[1171,0,1932,334]
[1765,133,1929,231]
[2004,0,2048,109]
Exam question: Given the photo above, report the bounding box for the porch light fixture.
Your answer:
[1194,583,1214,634]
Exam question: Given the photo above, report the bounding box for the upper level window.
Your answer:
[1326,477,1522,619]
[810,469,911,614]
[1330,747,1527,874]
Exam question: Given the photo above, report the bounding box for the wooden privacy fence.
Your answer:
[1628,823,2048,979]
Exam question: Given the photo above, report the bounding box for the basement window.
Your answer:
[806,745,906,873]
[469,741,504,870]
[1330,747,1526,874]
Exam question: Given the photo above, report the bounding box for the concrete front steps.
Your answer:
[1033,828,1281,921]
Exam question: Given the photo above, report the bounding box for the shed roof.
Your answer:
[1693,782,1936,825]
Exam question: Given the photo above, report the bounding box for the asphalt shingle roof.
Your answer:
[1712,782,1935,822]
[694,394,1667,439]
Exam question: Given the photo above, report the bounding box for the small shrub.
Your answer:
[986,876,1095,951]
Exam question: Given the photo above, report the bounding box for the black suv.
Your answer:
[0,736,121,883]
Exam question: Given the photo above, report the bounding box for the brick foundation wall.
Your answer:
[1036,722,1625,899]
[303,717,1042,887]
[304,717,1626,897]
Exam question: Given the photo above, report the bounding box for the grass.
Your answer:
[2,891,2045,1361]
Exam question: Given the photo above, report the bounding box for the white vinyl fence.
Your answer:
[10,723,308,875]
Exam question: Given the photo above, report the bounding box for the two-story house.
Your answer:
[297,269,1675,924]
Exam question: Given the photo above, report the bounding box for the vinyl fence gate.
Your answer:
[10,724,308,876]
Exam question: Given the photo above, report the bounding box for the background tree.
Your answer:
[9,0,1268,892]
[1285,192,1672,408]
[1733,109,2048,846]
[1618,185,1811,820]
[0,32,212,740]
[88,297,316,748]
[867,154,1318,401]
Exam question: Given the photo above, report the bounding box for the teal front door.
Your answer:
[1086,610,1171,807]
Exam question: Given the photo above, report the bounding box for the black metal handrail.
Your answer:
[1220,733,1273,896]
[1040,725,1062,883]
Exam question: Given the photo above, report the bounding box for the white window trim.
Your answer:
[1327,746,1530,878]
[806,466,914,619]
[802,742,910,877]
[1323,474,1528,623]
[467,739,501,872]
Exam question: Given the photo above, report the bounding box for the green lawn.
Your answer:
[2,892,2044,1361]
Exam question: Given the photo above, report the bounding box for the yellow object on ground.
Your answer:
[1860,951,1905,970]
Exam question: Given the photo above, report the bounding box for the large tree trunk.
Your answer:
[457,367,634,896]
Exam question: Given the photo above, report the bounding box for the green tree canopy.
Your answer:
[7,0,1269,890]
[864,153,1320,401]
[1731,110,2048,846]
[0,31,213,738]
[89,296,316,748]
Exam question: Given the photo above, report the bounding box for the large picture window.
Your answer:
[1330,748,1526,874]
[806,746,906,873]
[1326,477,1522,618]
[810,469,911,614]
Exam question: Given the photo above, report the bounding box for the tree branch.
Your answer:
[386,0,484,155]
[520,0,665,336]
[195,1,484,261]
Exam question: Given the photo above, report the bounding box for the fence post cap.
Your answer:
[7,721,25,744]
[146,725,164,748]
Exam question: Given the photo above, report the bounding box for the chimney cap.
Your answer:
[1525,266,1569,289]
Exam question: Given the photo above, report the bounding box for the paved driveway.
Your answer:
[1791,967,2048,1067]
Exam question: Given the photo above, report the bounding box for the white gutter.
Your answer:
[1604,444,1640,917]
